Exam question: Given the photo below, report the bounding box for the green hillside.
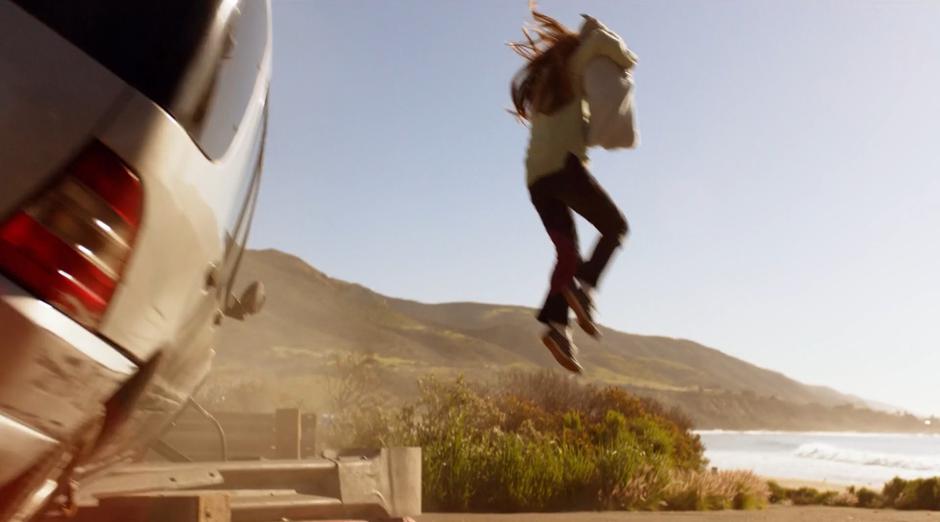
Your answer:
[207,249,928,431]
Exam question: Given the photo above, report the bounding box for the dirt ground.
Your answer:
[417,506,938,522]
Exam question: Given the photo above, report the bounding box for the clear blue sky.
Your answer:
[252,0,940,416]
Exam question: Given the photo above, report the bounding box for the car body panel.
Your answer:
[0,413,57,485]
[95,86,269,364]
[0,275,137,482]
[0,0,272,502]
[73,0,273,469]
[0,1,129,220]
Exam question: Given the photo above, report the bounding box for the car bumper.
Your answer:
[0,412,58,484]
[0,275,137,485]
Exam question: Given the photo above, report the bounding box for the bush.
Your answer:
[791,487,836,506]
[767,477,940,511]
[414,376,685,511]
[853,487,883,508]
[767,480,787,504]
[765,483,844,506]
[768,482,887,509]
[495,370,706,471]
[882,477,907,507]
[329,371,724,512]
[884,477,940,511]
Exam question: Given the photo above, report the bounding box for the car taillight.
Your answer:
[0,142,142,328]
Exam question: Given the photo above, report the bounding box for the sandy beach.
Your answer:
[417,506,938,521]
[766,477,856,491]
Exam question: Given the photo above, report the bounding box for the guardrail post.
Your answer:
[274,408,301,459]
[301,412,319,457]
[387,447,422,516]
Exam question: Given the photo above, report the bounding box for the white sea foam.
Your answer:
[794,442,940,472]
[700,431,940,486]
[696,430,940,438]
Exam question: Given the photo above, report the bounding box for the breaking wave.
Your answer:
[794,443,940,472]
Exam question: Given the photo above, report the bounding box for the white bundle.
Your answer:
[584,56,640,149]
[584,56,639,150]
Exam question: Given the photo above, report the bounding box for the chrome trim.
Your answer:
[0,414,56,446]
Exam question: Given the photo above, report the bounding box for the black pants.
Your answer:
[529,154,628,325]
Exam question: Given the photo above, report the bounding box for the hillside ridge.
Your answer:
[208,249,919,430]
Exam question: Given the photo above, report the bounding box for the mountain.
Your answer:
[209,249,923,430]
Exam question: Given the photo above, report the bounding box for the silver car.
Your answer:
[0,0,271,519]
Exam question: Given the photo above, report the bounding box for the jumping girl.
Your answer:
[511,11,638,373]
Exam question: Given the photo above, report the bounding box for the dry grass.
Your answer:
[664,470,769,511]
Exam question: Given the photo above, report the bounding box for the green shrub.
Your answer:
[768,482,884,509]
[496,370,706,471]
[882,477,907,507]
[331,371,711,512]
[765,478,940,511]
[767,480,787,504]
[854,487,883,508]
[788,487,835,506]
[765,483,843,507]
[888,477,940,511]
[593,411,670,509]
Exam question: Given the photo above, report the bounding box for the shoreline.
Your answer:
[417,506,938,521]
[764,476,857,492]
[696,429,940,436]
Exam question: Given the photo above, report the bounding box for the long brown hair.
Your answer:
[509,10,581,121]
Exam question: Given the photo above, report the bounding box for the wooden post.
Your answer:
[274,408,301,459]
[65,492,230,522]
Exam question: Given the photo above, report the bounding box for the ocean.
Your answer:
[698,430,940,487]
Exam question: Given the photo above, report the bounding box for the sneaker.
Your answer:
[563,284,600,338]
[541,324,583,373]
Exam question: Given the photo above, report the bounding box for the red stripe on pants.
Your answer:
[548,229,579,294]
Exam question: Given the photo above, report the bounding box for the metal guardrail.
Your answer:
[158,407,319,462]
[187,399,229,462]
[36,408,420,521]
[48,448,421,522]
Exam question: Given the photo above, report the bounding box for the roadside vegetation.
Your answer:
[202,356,940,513]
[768,477,940,511]
[325,367,768,512]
